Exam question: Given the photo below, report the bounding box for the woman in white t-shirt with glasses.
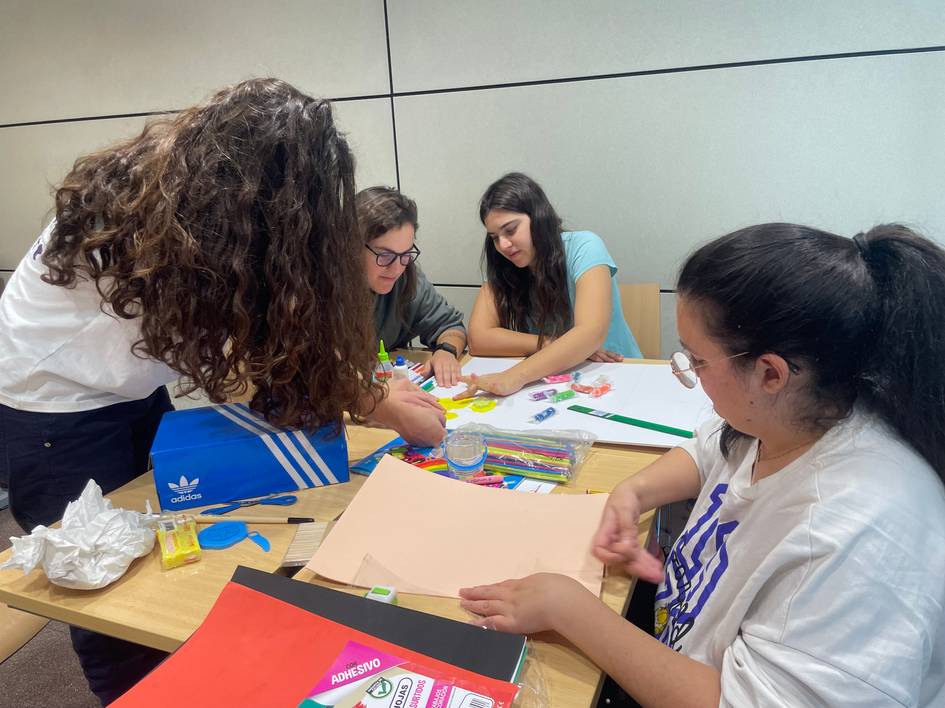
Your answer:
[460,222,945,707]
[0,78,444,704]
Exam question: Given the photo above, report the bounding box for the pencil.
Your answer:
[191,515,315,524]
[568,404,694,439]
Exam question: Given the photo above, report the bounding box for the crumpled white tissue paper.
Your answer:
[1,479,155,589]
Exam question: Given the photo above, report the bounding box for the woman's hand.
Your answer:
[591,479,664,583]
[459,573,592,634]
[588,348,624,363]
[452,370,525,400]
[378,379,446,446]
[420,349,462,388]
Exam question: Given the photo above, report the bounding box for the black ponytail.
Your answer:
[677,222,945,481]
[852,225,945,477]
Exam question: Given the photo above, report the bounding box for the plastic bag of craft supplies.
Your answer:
[1,479,155,589]
[444,423,597,483]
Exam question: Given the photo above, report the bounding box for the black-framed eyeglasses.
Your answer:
[365,243,421,267]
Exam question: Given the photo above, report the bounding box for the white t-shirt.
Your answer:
[0,221,178,412]
[657,409,945,707]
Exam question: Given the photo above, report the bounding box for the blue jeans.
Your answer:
[0,388,174,705]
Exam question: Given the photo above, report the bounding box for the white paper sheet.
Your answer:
[431,358,714,447]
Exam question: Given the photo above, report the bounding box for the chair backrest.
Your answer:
[618,283,661,359]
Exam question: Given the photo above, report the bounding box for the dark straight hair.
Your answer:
[478,173,571,347]
[677,222,945,481]
[356,186,419,325]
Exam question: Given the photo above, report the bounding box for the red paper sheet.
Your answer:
[113,582,518,707]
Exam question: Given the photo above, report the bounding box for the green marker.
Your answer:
[568,404,694,439]
[420,377,436,392]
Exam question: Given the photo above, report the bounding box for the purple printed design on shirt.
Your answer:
[32,239,43,260]
[654,483,738,650]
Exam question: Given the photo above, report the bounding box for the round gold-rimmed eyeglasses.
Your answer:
[670,350,800,389]
[669,350,748,389]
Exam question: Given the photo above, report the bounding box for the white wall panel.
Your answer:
[0,117,149,268]
[0,98,395,269]
[389,0,945,92]
[395,51,945,287]
[0,0,387,125]
[333,99,398,190]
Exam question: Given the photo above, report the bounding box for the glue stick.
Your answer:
[529,407,557,424]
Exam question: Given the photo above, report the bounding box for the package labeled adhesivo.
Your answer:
[299,640,517,708]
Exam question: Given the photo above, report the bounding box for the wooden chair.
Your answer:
[0,603,47,664]
[618,283,661,359]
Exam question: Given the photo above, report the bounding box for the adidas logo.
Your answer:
[168,475,203,503]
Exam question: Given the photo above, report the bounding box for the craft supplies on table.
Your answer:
[428,357,713,446]
[352,424,594,484]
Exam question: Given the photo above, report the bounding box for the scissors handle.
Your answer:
[202,502,241,515]
[202,494,298,516]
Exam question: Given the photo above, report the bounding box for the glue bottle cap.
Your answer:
[395,355,405,366]
[378,339,390,362]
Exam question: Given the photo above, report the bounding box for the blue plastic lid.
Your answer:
[395,355,405,366]
[198,521,248,549]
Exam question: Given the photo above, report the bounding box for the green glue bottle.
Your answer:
[375,339,394,382]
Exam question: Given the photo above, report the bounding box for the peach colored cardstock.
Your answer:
[306,455,607,598]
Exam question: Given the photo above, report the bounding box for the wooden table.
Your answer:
[0,361,668,707]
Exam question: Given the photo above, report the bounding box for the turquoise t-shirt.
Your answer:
[561,231,642,358]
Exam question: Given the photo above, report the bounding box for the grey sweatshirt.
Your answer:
[373,267,466,350]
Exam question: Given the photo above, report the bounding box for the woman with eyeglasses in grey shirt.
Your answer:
[358,187,467,387]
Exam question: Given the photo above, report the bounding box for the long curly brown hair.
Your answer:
[42,78,381,431]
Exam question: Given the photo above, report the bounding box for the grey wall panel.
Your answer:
[0,98,394,269]
[0,0,387,125]
[0,117,149,268]
[389,0,945,92]
[395,51,945,288]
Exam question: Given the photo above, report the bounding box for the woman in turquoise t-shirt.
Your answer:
[459,172,642,399]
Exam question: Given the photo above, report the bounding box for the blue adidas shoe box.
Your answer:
[151,403,349,511]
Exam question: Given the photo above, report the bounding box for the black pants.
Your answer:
[1,388,174,705]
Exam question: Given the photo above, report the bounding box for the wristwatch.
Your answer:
[433,342,460,359]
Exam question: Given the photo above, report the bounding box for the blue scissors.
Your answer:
[202,493,298,516]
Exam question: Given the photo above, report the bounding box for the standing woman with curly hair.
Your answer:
[0,78,444,703]
[458,172,642,399]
